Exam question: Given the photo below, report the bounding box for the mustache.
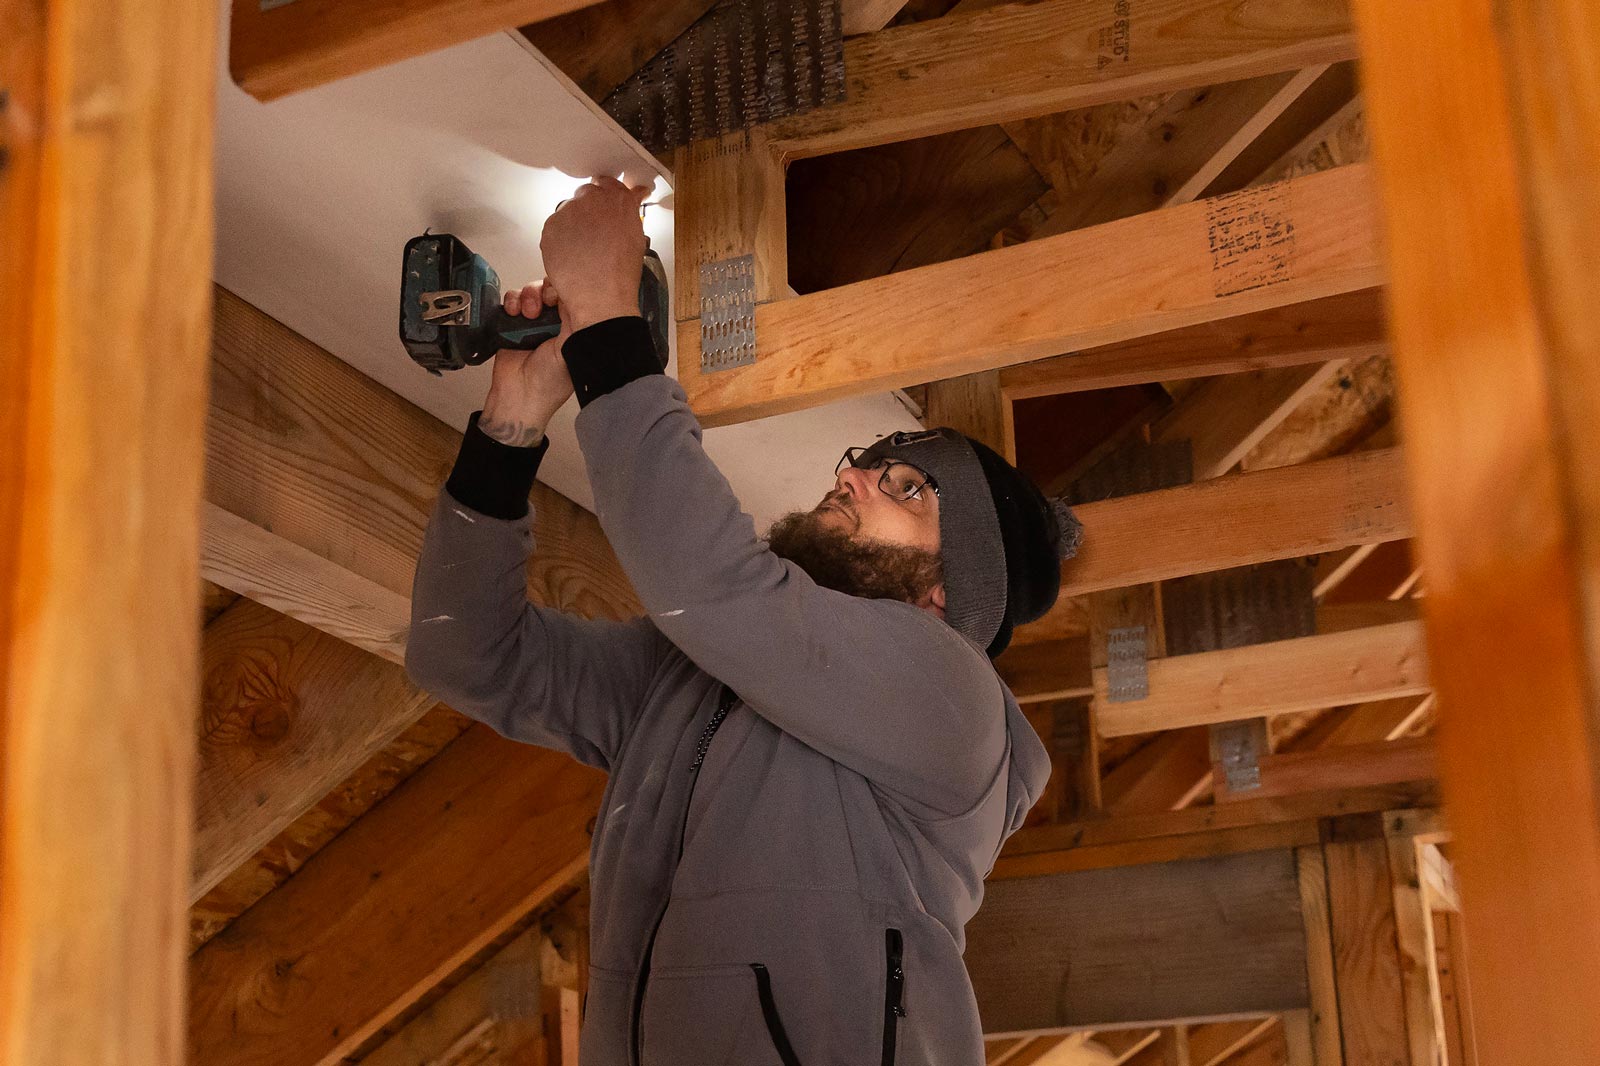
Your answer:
[763,509,942,604]
[817,490,856,522]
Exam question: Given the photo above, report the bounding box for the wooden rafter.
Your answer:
[189,702,471,950]
[189,729,603,1066]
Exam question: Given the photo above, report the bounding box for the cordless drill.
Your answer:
[398,232,670,375]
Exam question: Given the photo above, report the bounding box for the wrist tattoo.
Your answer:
[478,413,545,448]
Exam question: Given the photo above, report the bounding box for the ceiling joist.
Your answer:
[681,162,1382,426]
[1095,619,1429,736]
[763,0,1358,159]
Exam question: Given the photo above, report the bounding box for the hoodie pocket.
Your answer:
[882,928,906,1066]
[640,962,797,1066]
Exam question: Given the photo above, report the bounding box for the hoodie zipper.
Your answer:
[629,685,737,1066]
[882,928,906,1066]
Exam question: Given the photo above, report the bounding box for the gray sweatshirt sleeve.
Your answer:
[574,374,1008,817]
[405,487,664,773]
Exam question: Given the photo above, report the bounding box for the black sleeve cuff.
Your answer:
[444,410,550,520]
[561,315,662,407]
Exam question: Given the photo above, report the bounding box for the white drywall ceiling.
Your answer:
[212,12,922,531]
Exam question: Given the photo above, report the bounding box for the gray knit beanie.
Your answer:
[853,429,1083,657]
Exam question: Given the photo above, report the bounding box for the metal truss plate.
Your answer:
[1105,626,1149,703]
[603,0,845,154]
[699,255,757,372]
[1211,718,1267,793]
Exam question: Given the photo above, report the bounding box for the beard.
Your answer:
[765,506,943,605]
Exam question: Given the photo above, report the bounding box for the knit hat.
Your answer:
[853,428,1083,657]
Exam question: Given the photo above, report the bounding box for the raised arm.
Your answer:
[404,273,664,774]
[539,180,1008,816]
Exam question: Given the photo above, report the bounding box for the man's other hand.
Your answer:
[479,280,572,448]
[540,176,652,334]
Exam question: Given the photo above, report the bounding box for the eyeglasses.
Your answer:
[834,447,940,502]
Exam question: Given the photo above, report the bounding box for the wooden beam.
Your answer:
[1294,847,1343,1065]
[360,901,585,1066]
[205,287,639,664]
[997,636,1093,704]
[680,163,1381,426]
[1188,1019,1278,1066]
[1353,1,1600,1060]
[1419,841,1461,914]
[1102,729,1215,814]
[1386,813,1448,1066]
[1015,70,1317,241]
[192,601,435,900]
[996,780,1439,871]
[1291,694,1433,751]
[1204,61,1361,199]
[671,129,789,323]
[762,0,1357,159]
[925,370,1015,461]
[0,0,214,1058]
[1213,738,1438,804]
[1323,828,1410,1066]
[521,0,716,100]
[1060,448,1410,601]
[839,0,912,36]
[999,288,1386,401]
[1096,620,1429,736]
[1026,66,1334,246]
[968,850,1309,1033]
[189,727,604,1066]
[993,820,1320,882]
[1153,363,1345,481]
[1319,539,1420,608]
[229,0,604,101]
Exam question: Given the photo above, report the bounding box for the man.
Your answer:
[406,176,1083,1066]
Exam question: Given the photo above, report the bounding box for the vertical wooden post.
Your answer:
[1294,846,1344,1066]
[671,128,790,406]
[0,0,215,1058]
[1351,0,1600,1062]
[1384,813,1446,1066]
[1323,819,1410,1066]
[925,370,1015,462]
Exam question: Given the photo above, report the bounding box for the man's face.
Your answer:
[764,458,945,611]
[814,458,941,552]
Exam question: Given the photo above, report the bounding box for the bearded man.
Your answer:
[406,176,1082,1066]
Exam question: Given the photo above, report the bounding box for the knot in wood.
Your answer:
[201,649,298,750]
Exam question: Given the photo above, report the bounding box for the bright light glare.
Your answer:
[509,167,673,246]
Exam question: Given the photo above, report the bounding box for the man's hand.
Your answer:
[479,280,572,447]
[541,176,652,333]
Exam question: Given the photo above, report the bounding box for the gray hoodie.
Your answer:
[406,370,1052,1066]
